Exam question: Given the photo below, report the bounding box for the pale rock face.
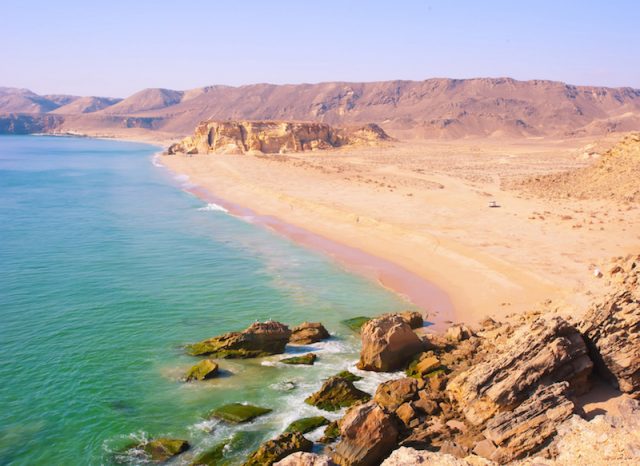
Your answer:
[357,315,424,372]
[274,452,335,466]
[579,254,640,395]
[167,120,389,155]
[381,447,494,466]
[446,315,592,425]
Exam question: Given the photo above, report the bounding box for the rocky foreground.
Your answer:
[166,120,390,155]
[125,255,639,465]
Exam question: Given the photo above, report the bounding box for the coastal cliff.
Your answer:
[166,120,390,155]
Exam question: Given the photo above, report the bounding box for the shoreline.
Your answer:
[157,153,455,330]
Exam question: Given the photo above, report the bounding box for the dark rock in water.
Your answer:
[373,377,420,411]
[319,421,340,444]
[481,382,574,463]
[243,431,313,466]
[579,256,640,395]
[280,353,317,365]
[285,416,330,434]
[187,321,291,358]
[184,359,219,381]
[447,315,592,425]
[357,315,424,372]
[124,438,190,463]
[333,370,363,382]
[290,322,330,344]
[341,316,371,332]
[209,403,272,423]
[190,440,228,465]
[305,376,370,412]
[333,401,399,466]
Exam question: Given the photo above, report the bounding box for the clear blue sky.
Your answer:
[1,0,638,97]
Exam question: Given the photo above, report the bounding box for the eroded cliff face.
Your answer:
[166,120,390,155]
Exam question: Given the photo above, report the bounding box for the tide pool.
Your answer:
[0,136,413,465]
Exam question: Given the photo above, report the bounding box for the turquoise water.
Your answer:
[0,136,412,465]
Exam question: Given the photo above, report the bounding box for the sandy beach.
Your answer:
[161,136,640,326]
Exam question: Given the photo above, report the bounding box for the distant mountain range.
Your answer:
[1,78,639,139]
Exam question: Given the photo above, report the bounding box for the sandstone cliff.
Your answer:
[166,121,390,155]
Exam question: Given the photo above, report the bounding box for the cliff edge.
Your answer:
[166,120,390,155]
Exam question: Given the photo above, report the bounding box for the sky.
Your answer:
[1,0,639,97]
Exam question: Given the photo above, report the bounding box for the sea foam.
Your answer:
[198,202,229,213]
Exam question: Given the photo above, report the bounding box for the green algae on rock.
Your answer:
[124,438,190,463]
[340,316,371,332]
[319,421,340,443]
[187,321,291,358]
[305,376,371,411]
[242,431,312,466]
[280,353,317,365]
[184,359,219,381]
[333,370,363,382]
[284,416,329,434]
[190,440,228,466]
[209,403,272,423]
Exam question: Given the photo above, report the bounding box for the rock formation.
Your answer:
[166,120,390,155]
[187,321,291,358]
[579,254,640,395]
[380,447,493,465]
[184,359,219,381]
[290,322,330,344]
[357,315,424,372]
[123,438,190,463]
[333,401,400,466]
[305,376,371,411]
[243,431,313,466]
[481,382,574,463]
[446,315,592,425]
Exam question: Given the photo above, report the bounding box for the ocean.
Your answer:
[0,136,414,465]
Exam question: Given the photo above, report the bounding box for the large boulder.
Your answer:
[480,382,574,463]
[333,402,400,466]
[373,377,420,411]
[243,431,313,466]
[305,376,371,411]
[290,322,330,344]
[579,256,640,395]
[446,316,592,425]
[187,321,291,358]
[357,315,424,372]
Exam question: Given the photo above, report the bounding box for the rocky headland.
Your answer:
[166,120,391,155]
[127,254,639,465]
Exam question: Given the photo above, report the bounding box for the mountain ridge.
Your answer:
[1,77,639,139]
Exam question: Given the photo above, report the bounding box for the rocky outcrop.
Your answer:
[373,377,420,411]
[447,316,592,425]
[124,438,190,463]
[381,311,424,329]
[274,452,334,466]
[0,114,64,134]
[166,120,390,155]
[187,321,291,358]
[184,359,218,381]
[305,376,371,411]
[357,315,424,372]
[333,401,400,466]
[285,416,329,434]
[243,431,313,466]
[579,254,640,395]
[480,382,574,463]
[290,322,330,344]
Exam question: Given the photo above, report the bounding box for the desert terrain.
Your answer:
[162,133,640,326]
